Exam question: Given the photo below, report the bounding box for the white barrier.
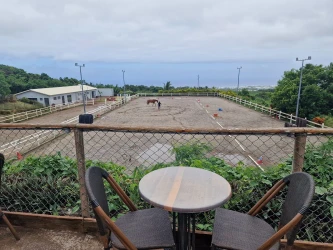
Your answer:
[217,93,328,128]
[0,101,83,123]
[0,94,140,157]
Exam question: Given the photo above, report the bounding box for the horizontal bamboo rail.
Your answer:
[0,123,332,135]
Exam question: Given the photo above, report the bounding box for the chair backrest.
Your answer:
[279,172,314,245]
[0,153,4,187]
[85,166,110,236]
[85,166,138,250]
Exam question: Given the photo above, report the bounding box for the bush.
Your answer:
[19,97,41,107]
[1,141,332,241]
[0,110,12,115]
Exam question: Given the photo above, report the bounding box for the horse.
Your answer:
[147,99,158,106]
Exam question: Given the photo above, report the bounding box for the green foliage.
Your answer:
[0,64,80,94]
[164,81,173,90]
[271,63,333,119]
[0,100,43,114]
[323,115,333,127]
[0,73,11,101]
[219,90,237,97]
[172,142,211,165]
[1,140,332,242]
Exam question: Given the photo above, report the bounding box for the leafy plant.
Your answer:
[1,139,332,242]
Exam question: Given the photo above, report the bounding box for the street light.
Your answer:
[75,63,86,113]
[295,56,311,118]
[198,74,200,88]
[236,66,242,94]
[122,70,126,103]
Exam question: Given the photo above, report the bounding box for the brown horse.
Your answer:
[147,99,158,106]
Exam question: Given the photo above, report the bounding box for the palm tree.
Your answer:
[164,81,172,90]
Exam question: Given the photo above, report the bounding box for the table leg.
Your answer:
[191,214,195,250]
[177,213,196,250]
[178,213,187,250]
[173,212,176,239]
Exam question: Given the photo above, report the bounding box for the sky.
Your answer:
[0,0,332,88]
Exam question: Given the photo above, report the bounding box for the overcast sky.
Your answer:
[1,0,332,87]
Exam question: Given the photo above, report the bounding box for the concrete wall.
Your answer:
[16,92,49,106]
[16,90,96,107]
[97,88,114,97]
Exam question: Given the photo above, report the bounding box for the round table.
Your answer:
[139,166,232,250]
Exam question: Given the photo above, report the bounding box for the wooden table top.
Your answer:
[139,166,232,213]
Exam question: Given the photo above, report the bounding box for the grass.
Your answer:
[0,101,43,115]
[323,116,333,127]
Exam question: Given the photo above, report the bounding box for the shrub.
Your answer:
[1,140,332,242]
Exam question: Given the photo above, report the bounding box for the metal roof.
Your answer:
[15,85,97,96]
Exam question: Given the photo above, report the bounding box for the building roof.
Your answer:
[15,85,97,96]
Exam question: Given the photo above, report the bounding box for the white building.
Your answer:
[15,85,97,107]
[96,88,114,97]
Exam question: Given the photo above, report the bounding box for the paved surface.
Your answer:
[0,227,101,250]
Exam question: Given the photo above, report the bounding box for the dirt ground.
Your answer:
[24,97,302,170]
[94,97,285,129]
[2,96,324,169]
[0,227,101,250]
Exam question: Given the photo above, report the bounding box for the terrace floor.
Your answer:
[0,227,101,250]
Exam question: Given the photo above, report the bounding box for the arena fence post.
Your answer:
[292,132,307,172]
[74,128,90,218]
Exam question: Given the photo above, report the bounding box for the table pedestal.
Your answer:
[176,213,195,250]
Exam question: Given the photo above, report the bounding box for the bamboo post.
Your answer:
[74,128,90,218]
[292,133,307,172]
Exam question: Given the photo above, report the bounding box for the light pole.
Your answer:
[198,75,200,88]
[237,66,242,94]
[122,70,126,103]
[75,63,86,113]
[295,56,311,118]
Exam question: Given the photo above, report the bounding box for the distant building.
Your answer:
[15,85,97,107]
[97,88,114,97]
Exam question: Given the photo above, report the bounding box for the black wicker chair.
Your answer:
[85,166,175,250]
[0,153,20,240]
[211,172,314,250]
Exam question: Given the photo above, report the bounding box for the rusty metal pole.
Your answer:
[292,133,307,172]
[74,128,90,218]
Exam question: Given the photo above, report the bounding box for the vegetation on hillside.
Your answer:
[0,65,81,100]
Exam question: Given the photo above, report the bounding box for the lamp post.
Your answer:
[237,66,242,95]
[295,56,311,118]
[198,74,200,88]
[122,70,126,103]
[75,63,86,113]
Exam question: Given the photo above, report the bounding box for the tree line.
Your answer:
[0,64,81,101]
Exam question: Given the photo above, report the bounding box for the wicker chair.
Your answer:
[211,172,314,250]
[85,166,175,250]
[0,153,20,240]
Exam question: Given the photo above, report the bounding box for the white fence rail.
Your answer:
[217,93,328,128]
[0,101,93,123]
[136,92,328,128]
[0,95,139,158]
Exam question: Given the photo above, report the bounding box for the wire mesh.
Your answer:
[0,126,332,243]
